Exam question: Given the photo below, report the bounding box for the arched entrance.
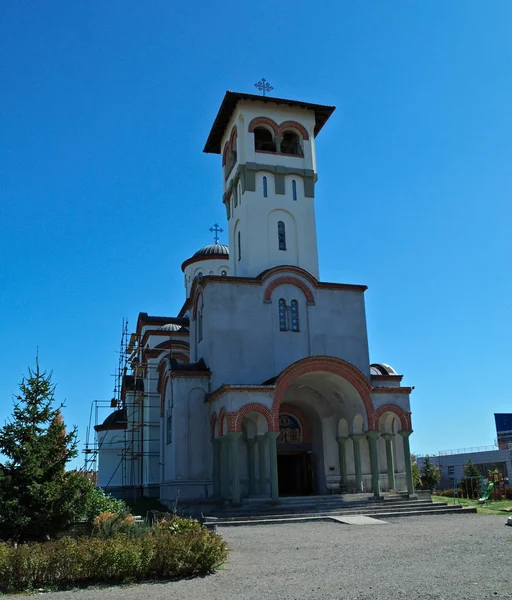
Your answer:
[273,356,374,496]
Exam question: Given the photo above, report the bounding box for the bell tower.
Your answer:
[204,91,335,279]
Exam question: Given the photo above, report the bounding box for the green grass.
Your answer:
[432,495,512,514]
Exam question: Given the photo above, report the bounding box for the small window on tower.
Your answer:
[238,182,242,204]
[263,176,268,198]
[254,127,276,152]
[221,270,227,276]
[281,131,303,156]
[278,221,286,251]
[292,180,297,201]
[237,231,241,261]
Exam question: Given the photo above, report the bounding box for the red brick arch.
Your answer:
[372,404,411,431]
[248,116,280,135]
[217,407,227,437]
[271,356,374,431]
[278,120,309,140]
[263,276,315,304]
[233,403,273,432]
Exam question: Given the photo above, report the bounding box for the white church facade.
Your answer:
[95,91,415,506]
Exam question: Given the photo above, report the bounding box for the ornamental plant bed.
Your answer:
[0,523,228,593]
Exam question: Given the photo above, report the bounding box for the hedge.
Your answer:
[0,527,227,593]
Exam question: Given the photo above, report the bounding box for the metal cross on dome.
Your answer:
[209,223,223,244]
[254,78,274,96]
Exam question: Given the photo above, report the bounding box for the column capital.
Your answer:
[398,429,413,438]
[247,437,258,446]
[382,433,395,441]
[337,436,349,445]
[366,431,380,441]
[211,437,222,445]
[226,432,243,441]
[349,433,366,441]
[265,431,280,440]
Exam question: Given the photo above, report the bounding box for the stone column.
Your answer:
[220,436,230,498]
[398,430,414,495]
[350,434,364,491]
[228,432,243,504]
[256,434,267,496]
[337,437,349,488]
[212,438,221,498]
[382,434,396,490]
[366,431,381,497]
[247,437,257,496]
[266,431,280,501]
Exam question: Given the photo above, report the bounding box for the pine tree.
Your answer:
[419,455,441,492]
[0,359,92,541]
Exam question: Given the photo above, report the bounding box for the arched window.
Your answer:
[278,299,287,331]
[263,176,268,198]
[234,186,238,208]
[278,221,286,251]
[221,270,227,276]
[281,131,303,156]
[198,307,203,342]
[292,179,297,201]
[237,231,241,261]
[254,127,276,152]
[290,300,300,332]
[238,182,242,205]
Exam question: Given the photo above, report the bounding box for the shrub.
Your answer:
[92,512,135,538]
[153,515,202,536]
[439,488,463,498]
[0,528,227,593]
[84,487,129,523]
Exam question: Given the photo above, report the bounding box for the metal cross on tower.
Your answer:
[254,78,274,96]
[209,223,223,244]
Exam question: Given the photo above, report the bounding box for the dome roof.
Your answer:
[192,243,229,258]
[159,323,183,332]
[370,363,398,376]
[94,408,127,432]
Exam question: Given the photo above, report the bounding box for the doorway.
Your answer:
[277,451,314,496]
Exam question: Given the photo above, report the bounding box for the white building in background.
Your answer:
[96,90,416,507]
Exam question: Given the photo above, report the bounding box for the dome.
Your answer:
[94,408,127,432]
[192,243,229,258]
[159,323,183,332]
[370,363,398,376]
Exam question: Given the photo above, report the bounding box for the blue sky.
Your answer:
[1,1,511,468]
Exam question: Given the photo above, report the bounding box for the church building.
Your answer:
[95,90,415,506]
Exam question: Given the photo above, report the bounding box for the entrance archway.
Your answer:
[277,406,314,495]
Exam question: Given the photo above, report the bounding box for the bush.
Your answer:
[438,488,463,498]
[92,512,135,538]
[84,487,129,523]
[0,528,227,593]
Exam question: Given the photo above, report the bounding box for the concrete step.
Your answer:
[209,506,477,527]
[209,499,434,519]
[207,501,444,522]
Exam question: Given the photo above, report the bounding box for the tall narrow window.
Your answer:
[237,231,241,261]
[278,221,286,250]
[198,308,203,342]
[263,176,268,198]
[290,300,300,332]
[278,299,287,331]
[292,180,297,201]
[234,187,238,207]
[238,182,242,205]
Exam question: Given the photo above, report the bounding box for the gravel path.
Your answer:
[10,514,512,600]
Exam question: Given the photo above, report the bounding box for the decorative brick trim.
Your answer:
[154,339,190,351]
[272,356,375,431]
[371,374,403,383]
[192,288,203,318]
[181,252,230,273]
[372,404,412,431]
[222,142,228,166]
[263,276,315,304]
[156,358,170,393]
[372,387,413,394]
[280,402,312,443]
[210,412,217,440]
[248,116,279,135]
[233,403,273,432]
[278,120,309,140]
[169,371,210,380]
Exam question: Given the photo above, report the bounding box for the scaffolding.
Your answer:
[82,318,167,501]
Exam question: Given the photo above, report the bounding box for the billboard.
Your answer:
[495,413,512,449]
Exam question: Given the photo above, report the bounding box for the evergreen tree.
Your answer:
[419,455,441,492]
[411,454,421,489]
[460,459,481,498]
[0,359,92,541]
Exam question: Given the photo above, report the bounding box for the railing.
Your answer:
[435,445,499,456]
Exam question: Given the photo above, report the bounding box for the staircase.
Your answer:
[204,494,476,527]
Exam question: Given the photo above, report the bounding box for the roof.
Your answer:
[370,363,398,376]
[181,244,230,272]
[204,91,336,154]
[94,409,127,432]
